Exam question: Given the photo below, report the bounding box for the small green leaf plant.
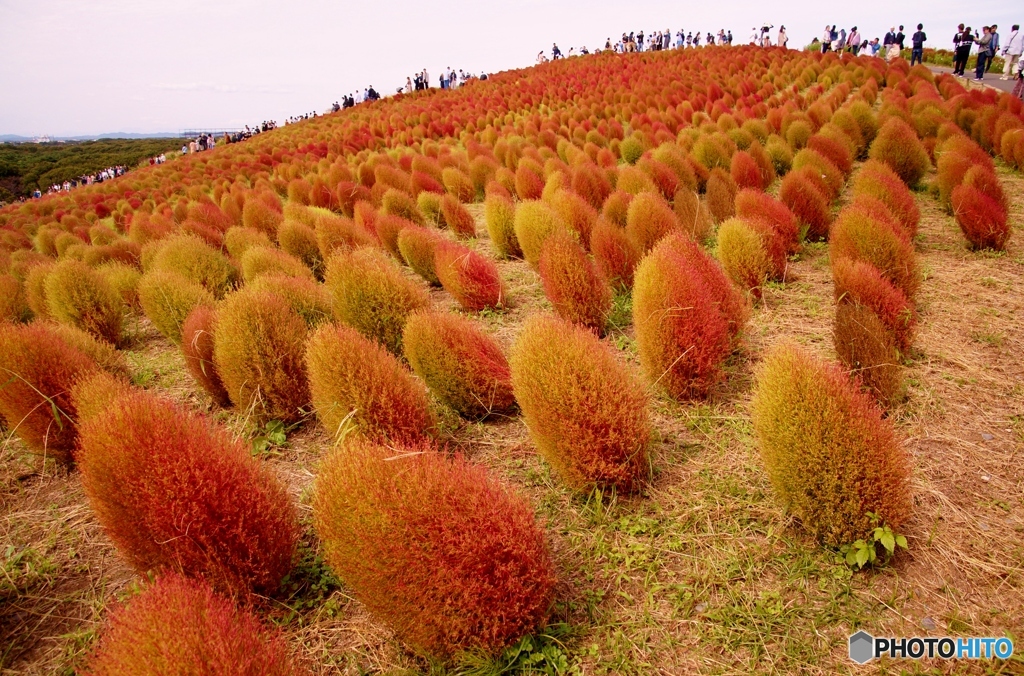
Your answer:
[251,419,289,456]
[839,512,908,570]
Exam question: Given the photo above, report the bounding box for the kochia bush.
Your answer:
[751,342,912,546]
[305,323,435,445]
[324,247,430,354]
[832,258,916,353]
[590,217,639,291]
[868,118,930,187]
[0,323,98,465]
[625,191,679,254]
[137,271,216,345]
[538,231,611,335]
[951,183,1011,251]
[182,304,232,407]
[435,241,506,312]
[313,440,556,658]
[213,289,310,423]
[509,313,651,492]
[77,390,299,596]
[484,193,522,259]
[440,193,477,238]
[403,311,516,419]
[834,301,906,408]
[829,208,920,300]
[397,225,443,285]
[147,234,237,298]
[83,575,307,676]
[43,259,124,345]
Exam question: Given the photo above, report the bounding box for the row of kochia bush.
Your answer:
[0,54,1014,670]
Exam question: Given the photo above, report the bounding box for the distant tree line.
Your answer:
[0,138,182,202]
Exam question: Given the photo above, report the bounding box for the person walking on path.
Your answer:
[953,25,973,76]
[911,24,927,65]
[975,27,993,80]
[1003,25,1023,79]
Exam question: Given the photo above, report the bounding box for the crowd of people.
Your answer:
[950,24,1024,82]
[39,163,133,198]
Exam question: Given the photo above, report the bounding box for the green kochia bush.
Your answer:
[76,390,300,596]
[313,439,556,659]
[751,342,912,546]
[83,575,308,676]
[43,258,124,345]
[510,313,651,492]
[325,247,430,355]
[213,289,310,424]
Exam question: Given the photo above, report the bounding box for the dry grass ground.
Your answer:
[2,166,1022,675]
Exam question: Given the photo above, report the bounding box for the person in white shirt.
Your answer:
[778,26,788,49]
[1003,24,1023,79]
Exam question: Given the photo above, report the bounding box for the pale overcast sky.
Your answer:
[0,0,1012,137]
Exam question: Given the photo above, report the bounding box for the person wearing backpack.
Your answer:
[953,25,973,76]
[911,24,927,66]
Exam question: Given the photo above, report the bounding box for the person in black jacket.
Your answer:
[953,26,973,76]
[911,24,927,65]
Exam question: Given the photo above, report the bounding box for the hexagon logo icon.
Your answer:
[849,630,875,664]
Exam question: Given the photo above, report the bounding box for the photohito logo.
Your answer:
[849,631,1014,664]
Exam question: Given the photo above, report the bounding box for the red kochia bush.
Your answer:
[305,323,435,445]
[851,160,920,237]
[0,323,99,465]
[590,217,639,290]
[314,440,556,658]
[403,311,516,419]
[83,575,307,676]
[632,234,738,398]
[832,258,916,353]
[952,184,1011,251]
[538,231,612,335]
[181,304,231,407]
[509,314,651,492]
[779,167,832,240]
[735,189,800,254]
[434,240,505,311]
[829,209,920,300]
[76,391,299,596]
[440,193,477,238]
[624,191,679,254]
[730,150,765,190]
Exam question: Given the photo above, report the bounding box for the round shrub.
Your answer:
[43,259,124,345]
[440,193,477,238]
[730,150,765,190]
[76,390,299,595]
[625,191,679,254]
[224,226,273,259]
[278,219,323,278]
[832,258,915,352]
[138,271,216,345]
[868,118,930,187]
[484,193,522,259]
[620,135,645,165]
[247,274,332,328]
[705,168,737,223]
[779,167,831,241]
[324,247,430,354]
[306,323,435,445]
[510,313,651,491]
[381,188,426,225]
[434,240,505,311]
[314,440,556,658]
[632,235,734,399]
[313,210,376,259]
[734,189,800,254]
[830,209,919,300]
[538,231,611,335]
[851,160,921,237]
[0,273,31,323]
[24,262,54,319]
[549,189,598,249]
[403,311,516,419]
[716,219,772,297]
[791,149,844,200]
[47,322,131,379]
[752,342,912,546]
[240,246,313,283]
[83,575,307,676]
[951,183,1010,251]
[834,302,906,408]
[148,234,237,298]
[513,200,569,268]
[374,213,420,259]
[213,289,310,423]
[397,225,443,285]
[590,217,639,291]
[601,190,633,227]
[182,304,231,407]
[672,190,714,242]
[96,261,142,310]
[0,323,98,464]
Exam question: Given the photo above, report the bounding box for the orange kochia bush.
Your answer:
[76,390,299,597]
[314,440,556,658]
